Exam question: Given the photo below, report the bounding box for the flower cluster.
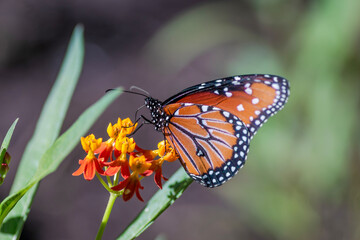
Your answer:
[73,118,178,201]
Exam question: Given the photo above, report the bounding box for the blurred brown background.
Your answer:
[1,0,360,239]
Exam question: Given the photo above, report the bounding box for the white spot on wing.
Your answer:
[245,88,252,95]
[272,83,280,90]
[201,105,208,111]
[252,98,259,104]
[237,104,244,111]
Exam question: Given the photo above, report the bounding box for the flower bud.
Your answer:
[0,163,9,178]
[4,151,11,165]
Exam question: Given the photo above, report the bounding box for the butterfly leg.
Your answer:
[127,116,149,137]
[134,104,146,123]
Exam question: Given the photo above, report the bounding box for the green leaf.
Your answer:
[0,118,19,165]
[0,88,122,236]
[0,25,85,238]
[117,168,192,240]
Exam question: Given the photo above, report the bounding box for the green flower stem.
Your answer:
[96,173,113,192]
[113,172,120,186]
[106,175,113,187]
[117,168,193,239]
[96,193,118,240]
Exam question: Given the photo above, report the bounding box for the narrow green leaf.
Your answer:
[0,88,122,234]
[0,25,84,238]
[10,25,85,192]
[0,118,19,164]
[117,168,192,240]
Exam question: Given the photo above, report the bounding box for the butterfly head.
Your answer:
[145,97,170,132]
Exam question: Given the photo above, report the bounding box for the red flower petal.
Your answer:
[154,169,163,189]
[83,160,96,181]
[96,142,113,164]
[111,177,131,191]
[120,161,130,178]
[114,149,121,158]
[104,166,120,176]
[95,158,105,175]
[135,181,144,202]
[72,159,86,176]
[122,178,137,201]
[141,170,153,177]
[154,168,168,189]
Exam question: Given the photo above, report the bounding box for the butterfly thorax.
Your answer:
[145,97,170,132]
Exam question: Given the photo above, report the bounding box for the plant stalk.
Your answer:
[96,192,118,240]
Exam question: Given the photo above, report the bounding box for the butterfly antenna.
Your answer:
[129,86,151,97]
[106,88,149,98]
[105,88,120,93]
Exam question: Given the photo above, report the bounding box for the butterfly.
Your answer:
[142,74,290,187]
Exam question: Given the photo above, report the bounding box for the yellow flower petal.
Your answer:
[121,141,129,153]
[107,123,114,138]
[81,134,102,152]
[117,117,122,127]
[80,136,89,152]
[128,138,136,152]
[163,149,178,162]
[129,155,151,174]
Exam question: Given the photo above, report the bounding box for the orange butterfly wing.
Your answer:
[163,103,250,187]
[156,74,289,187]
[169,75,290,138]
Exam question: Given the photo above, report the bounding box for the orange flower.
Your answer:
[103,149,130,178]
[104,135,135,177]
[106,118,123,139]
[73,117,179,202]
[119,118,138,137]
[149,141,178,188]
[112,154,151,201]
[149,159,167,189]
[94,118,125,163]
[97,118,137,168]
[134,141,178,189]
[73,134,104,180]
[156,140,178,162]
[95,140,114,164]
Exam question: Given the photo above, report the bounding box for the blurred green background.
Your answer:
[0,0,359,239]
